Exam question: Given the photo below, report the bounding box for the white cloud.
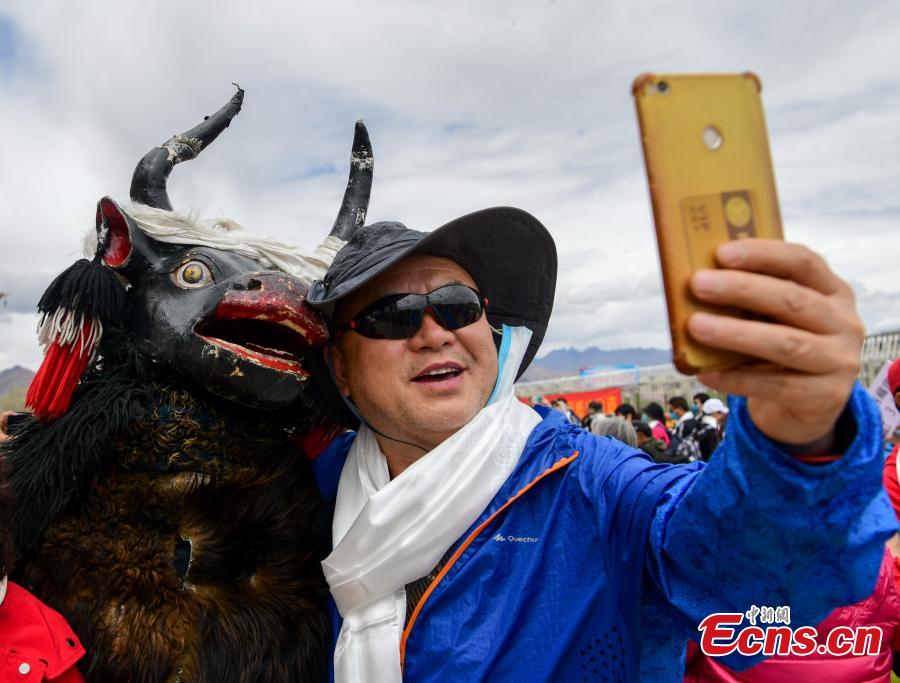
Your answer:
[0,0,898,369]
[0,312,41,371]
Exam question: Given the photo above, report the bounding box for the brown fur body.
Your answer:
[14,385,330,682]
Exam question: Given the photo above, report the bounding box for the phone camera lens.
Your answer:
[703,126,724,150]
[656,81,669,94]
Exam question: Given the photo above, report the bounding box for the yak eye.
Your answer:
[174,260,214,288]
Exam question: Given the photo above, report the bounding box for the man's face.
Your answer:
[330,254,499,451]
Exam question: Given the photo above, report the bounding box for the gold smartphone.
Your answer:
[633,72,784,374]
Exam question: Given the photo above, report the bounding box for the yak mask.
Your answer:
[26,86,374,421]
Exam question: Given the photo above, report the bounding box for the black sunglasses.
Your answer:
[337,283,487,340]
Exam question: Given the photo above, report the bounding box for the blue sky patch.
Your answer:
[0,14,18,62]
[272,163,338,184]
[444,121,476,134]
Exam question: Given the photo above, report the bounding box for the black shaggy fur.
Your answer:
[6,327,149,553]
[36,256,127,325]
[3,333,331,682]
[1,453,14,576]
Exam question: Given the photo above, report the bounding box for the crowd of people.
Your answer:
[537,391,730,465]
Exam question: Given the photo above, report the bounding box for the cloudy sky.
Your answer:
[1,0,898,371]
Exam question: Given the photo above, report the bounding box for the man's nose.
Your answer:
[408,309,454,350]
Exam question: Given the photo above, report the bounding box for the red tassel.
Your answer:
[26,318,96,423]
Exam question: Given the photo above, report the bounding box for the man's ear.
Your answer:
[328,344,352,397]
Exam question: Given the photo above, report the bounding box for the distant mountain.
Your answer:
[519,346,671,382]
[0,365,35,396]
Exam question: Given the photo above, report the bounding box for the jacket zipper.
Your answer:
[399,451,580,672]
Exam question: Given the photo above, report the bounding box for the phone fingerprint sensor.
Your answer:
[721,191,756,239]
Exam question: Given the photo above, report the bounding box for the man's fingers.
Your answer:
[698,368,852,411]
[699,365,852,407]
[698,368,812,405]
[715,240,847,297]
[690,269,846,334]
[687,312,858,375]
[699,365,859,444]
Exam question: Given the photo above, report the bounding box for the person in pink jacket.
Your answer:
[684,535,900,683]
[641,402,671,447]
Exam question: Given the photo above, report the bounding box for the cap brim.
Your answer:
[407,207,557,378]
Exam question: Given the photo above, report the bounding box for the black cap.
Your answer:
[305,206,557,429]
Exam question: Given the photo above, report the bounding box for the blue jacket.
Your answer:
[312,384,895,682]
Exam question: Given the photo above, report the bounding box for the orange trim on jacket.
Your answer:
[399,451,580,671]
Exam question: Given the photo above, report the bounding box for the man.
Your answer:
[614,402,637,422]
[305,208,891,682]
[667,396,696,442]
[684,398,723,462]
[663,395,702,461]
[589,415,638,447]
[580,400,603,429]
[632,420,670,462]
[553,397,579,425]
[692,392,710,414]
[701,397,729,439]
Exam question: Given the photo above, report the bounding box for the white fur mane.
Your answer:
[84,203,345,286]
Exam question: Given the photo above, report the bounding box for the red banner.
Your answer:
[531,387,622,419]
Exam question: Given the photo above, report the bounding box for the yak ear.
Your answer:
[95,196,134,268]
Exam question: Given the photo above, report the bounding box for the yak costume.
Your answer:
[1,87,371,681]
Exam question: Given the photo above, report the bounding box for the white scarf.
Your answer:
[322,326,541,682]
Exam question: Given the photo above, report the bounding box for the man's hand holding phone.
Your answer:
[687,239,864,448]
[634,72,864,451]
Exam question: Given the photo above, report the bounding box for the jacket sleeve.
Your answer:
[644,382,896,671]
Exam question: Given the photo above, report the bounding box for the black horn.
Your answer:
[329,120,373,240]
[130,85,245,210]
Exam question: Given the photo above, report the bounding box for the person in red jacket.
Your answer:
[881,358,900,520]
[683,535,900,683]
[686,361,900,683]
[1,458,85,682]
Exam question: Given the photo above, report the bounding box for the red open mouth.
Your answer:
[195,318,311,374]
[193,275,328,376]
